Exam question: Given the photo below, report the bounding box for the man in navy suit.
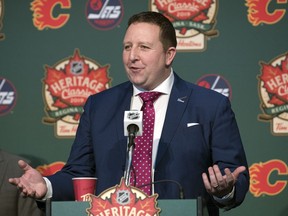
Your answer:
[10,11,249,215]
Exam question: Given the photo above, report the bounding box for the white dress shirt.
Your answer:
[130,70,174,193]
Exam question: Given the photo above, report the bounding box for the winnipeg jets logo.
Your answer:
[196,74,232,99]
[86,0,124,30]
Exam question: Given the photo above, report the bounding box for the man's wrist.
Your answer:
[213,186,235,203]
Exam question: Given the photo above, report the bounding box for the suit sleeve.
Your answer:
[47,96,96,201]
[211,96,250,209]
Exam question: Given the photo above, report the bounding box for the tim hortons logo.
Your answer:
[86,178,161,216]
[0,0,4,40]
[258,53,288,135]
[150,0,218,51]
[42,49,111,137]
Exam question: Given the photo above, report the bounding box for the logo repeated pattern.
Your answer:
[42,49,111,137]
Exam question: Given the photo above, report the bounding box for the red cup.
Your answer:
[72,177,97,201]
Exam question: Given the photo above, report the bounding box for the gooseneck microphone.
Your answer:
[123,111,143,185]
[138,179,185,199]
[127,124,139,148]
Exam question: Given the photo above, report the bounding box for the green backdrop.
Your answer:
[0,1,287,216]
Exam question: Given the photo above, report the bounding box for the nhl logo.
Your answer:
[116,190,130,205]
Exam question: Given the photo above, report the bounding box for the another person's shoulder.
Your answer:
[0,150,26,164]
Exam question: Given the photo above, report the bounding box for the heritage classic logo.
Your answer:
[196,74,232,99]
[150,0,218,51]
[258,53,288,135]
[86,0,124,30]
[0,78,17,116]
[42,49,111,137]
[249,159,288,197]
[0,0,4,40]
[245,0,287,26]
[30,0,71,30]
[87,178,161,216]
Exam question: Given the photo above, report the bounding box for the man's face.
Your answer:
[122,22,175,90]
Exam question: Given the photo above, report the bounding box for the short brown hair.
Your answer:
[127,11,177,51]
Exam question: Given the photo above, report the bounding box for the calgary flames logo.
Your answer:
[43,49,111,137]
[31,0,71,30]
[150,0,218,51]
[249,160,287,197]
[36,161,65,176]
[258,53,288,135]
[87,178,161,216]
[245,0,287,26]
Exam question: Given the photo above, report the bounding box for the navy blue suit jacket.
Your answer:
[48,73,249,215]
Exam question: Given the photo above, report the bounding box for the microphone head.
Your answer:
[124,110,143,136]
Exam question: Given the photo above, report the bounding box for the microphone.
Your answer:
[124,110,143,148]
[123,110,143,185]
[124,110,143,136]
[138,179,185,199]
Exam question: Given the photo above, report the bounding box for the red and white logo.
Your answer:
[245,0,287,26]
[150,0,219,51]
[30,0,71,30]
[258,53,288,135]
[42,49,111,137]
[87,178,161,216]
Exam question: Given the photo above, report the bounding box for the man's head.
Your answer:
[123,11,177,91]
[127,11,177,52]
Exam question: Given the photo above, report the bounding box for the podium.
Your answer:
[47,197,208,216]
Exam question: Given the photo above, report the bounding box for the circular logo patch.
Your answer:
[86,0,124,30]
[0,77,17,116]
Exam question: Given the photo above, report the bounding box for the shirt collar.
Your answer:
[133,69,174,96]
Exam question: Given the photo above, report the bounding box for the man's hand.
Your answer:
[9,160,48,199]
[202,164,246,198]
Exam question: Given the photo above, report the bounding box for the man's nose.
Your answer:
[129,47,139,61]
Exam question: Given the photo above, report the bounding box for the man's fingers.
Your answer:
[233,166,246,178]
[18,160,31,171]
[202,173,213,190]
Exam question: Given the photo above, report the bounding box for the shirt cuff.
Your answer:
[213,186,235,204]
[37,177,53,201]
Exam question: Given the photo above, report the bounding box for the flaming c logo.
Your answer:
[36,161,65,176]
[31,0,71,30]
[245,0,287,26]
[249,159,288,197]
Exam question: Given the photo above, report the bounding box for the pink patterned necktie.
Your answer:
[130,91,162,195]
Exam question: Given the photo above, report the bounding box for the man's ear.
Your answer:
[165,47,177,66]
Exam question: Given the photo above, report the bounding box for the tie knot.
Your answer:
[139,91,162,103]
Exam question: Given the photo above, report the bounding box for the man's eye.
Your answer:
[140,45,149,49]
[124,45,131,50]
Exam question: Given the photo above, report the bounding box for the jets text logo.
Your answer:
[0,78,17,116]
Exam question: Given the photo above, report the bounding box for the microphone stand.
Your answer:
[124,130,136,186]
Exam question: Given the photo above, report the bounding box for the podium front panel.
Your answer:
[51,199,200,216]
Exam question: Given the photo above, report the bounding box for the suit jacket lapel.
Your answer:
[115,83,134,157]
[155,74,193,167]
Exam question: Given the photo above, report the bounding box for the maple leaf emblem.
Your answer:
[43,49,111,121]
[259,54,288,106]
[154,0,213,22]
[87,178,161,216]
